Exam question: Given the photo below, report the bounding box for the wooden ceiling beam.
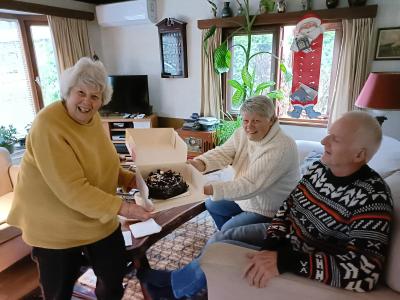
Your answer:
[0,1,95,21]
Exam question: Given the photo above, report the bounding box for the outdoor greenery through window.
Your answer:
[225,23,341,126]
[228,32,275,111]
[0,16,59,138]
[30,25,60,107]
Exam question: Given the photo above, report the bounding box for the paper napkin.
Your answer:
[129,218,162,238]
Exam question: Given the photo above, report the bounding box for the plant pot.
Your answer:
[1,143,14,154]
[348,0,367,7]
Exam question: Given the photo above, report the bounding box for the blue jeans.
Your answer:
[205,198,271,231]
[171,223,268,298]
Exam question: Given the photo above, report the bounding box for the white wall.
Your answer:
[90,0,400,141]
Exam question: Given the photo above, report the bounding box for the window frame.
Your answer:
[223,25,280,114]
[221,22,342,128]
[0,12,49,113]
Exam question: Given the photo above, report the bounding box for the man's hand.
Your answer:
[203,184,213,195]
[187,159,206,172]
[243,251,279,288]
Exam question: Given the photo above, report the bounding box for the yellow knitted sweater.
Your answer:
[7,101,133,249]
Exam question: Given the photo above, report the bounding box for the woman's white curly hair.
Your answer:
[60,57,113,105]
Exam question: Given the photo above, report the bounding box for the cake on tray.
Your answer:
[145,169,189,199]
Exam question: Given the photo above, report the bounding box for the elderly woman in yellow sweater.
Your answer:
[7,57,152,300]
[189,96,300,231]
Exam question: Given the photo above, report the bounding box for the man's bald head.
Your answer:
[337,111,382,162]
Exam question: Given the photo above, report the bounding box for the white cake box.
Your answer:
[125,128,206,212]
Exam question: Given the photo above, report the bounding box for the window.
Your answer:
[227,28,278,112]
[0,14,59,135]
[224,22,342,127]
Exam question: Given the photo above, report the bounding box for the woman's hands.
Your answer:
[187,159,206,172]
[119,201,152,220]
[243,251,279,288]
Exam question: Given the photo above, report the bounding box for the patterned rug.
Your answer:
[122,211,216,300]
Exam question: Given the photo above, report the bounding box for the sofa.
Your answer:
[0,147,31,272]
[200,136,400,300]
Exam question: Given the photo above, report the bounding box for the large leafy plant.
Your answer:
[204,0,291,145]
[205,0,291,108]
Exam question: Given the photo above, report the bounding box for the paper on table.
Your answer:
[122,231,132,246]
[129,218,162,238]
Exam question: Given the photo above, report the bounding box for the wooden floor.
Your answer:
[0,256,39,300]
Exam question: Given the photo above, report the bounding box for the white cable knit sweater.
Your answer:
[196,122,300,218]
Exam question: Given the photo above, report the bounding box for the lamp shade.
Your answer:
[355,73,400,110]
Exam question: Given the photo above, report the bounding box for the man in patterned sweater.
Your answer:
[244,111,393,292]
[140,111,393,298]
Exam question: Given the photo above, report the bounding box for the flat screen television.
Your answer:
[100,75,152,116]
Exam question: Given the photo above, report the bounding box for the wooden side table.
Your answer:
[176,129,216,158]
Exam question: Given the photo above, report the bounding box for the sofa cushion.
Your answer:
[384,171,400,292]
[0,148,12,196]
[201,243,399,300]
[369,136,400,178]
[0,222,22,245]
[0,192,13,224]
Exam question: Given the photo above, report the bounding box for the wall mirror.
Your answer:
[156,18,188,78]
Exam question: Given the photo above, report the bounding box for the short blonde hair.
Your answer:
[240,96,276,120]
[341,111,382,162]
[60,57,113,105]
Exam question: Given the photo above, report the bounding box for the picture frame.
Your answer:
[375,27,400,60]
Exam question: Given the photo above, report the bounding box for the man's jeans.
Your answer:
[205,198,272,231]
[171,223,268,298]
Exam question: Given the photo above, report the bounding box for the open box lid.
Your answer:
[125,128,187,166]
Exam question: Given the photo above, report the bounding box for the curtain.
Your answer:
[328,18,374,126]
[47,16,92,72]
[200,28,223,119]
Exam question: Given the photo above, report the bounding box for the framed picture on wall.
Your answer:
[375,27,400,60]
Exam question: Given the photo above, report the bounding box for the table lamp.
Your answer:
[355,72,400,125]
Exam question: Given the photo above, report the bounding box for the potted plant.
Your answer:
[204,0,291,145]
[0,125,18,154]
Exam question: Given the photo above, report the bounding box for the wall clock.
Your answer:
[156,18,188,78]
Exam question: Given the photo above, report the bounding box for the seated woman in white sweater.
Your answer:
[189,95,300,231]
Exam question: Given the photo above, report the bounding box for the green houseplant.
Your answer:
[0,125,18,154]
[204,0,291,145]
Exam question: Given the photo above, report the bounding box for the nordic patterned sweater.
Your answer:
[262,161,393,292]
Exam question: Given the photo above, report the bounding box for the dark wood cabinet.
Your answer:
[176,129,215,158]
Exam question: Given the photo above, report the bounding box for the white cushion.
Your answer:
[295,140,323,163]
[384,171,400,292]
[369,136,400,178]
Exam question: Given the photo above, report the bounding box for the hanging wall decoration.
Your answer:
[288,14,324,119]
[156,18,188,78]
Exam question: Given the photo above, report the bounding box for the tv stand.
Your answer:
[101,114,158,163]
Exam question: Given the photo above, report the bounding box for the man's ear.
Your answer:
[354,148,367,163]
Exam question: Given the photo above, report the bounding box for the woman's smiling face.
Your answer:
[241,111,274,141]
[65,84,103,124]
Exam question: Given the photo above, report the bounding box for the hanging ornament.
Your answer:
[288,14,324,119]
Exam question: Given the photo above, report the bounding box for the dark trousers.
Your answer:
[32,226,127,300]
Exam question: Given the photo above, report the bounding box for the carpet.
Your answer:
[122,211,216,300]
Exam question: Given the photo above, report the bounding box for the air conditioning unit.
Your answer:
[96,0,157,27]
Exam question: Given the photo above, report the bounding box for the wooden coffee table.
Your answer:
[122,200,205,260]
[121,201,205,299]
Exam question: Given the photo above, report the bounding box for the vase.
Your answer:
[326,0,339,9]
[302,0,313,10]
[276,0,287,13]
[221,2,233,18]
[348,0,367,6]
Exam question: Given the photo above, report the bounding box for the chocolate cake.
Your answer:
[145,169,188,199]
